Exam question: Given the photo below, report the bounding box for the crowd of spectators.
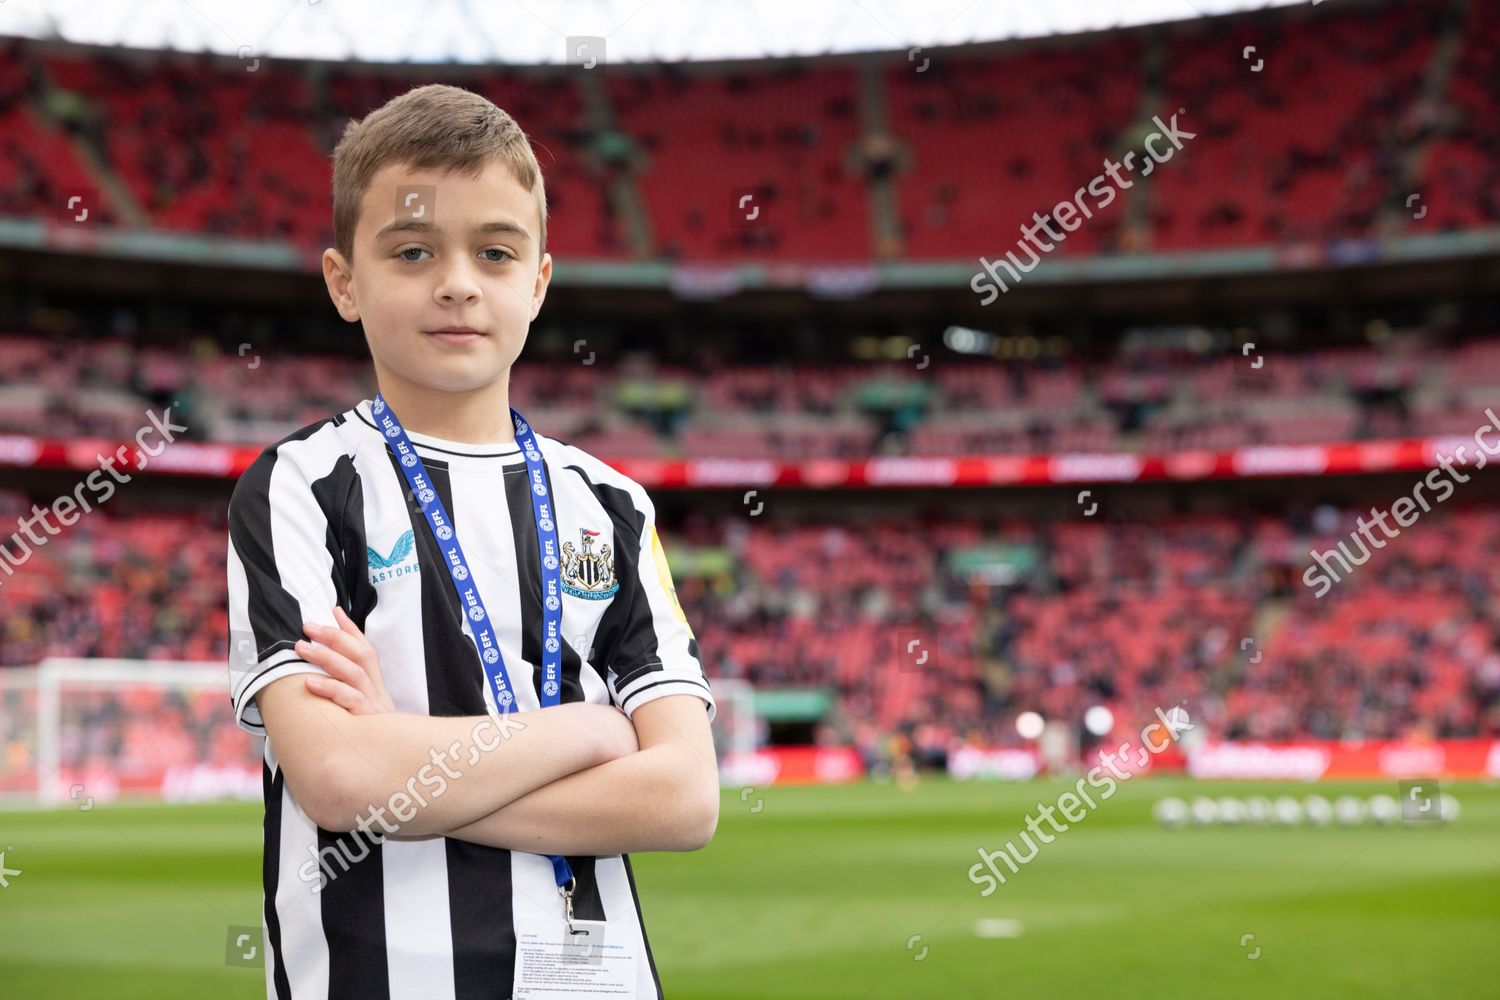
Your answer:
[2,486,1497,764]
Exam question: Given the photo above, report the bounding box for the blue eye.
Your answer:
[481,248,514,263]
[397,247,431,262]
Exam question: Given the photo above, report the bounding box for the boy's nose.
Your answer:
[434,266,482,304]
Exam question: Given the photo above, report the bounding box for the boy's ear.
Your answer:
[530,251,552,321]
[322,248,361,323]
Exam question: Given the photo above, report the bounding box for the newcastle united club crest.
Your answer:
[561,528,619,600]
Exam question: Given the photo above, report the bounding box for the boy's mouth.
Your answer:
[424,326,485,344]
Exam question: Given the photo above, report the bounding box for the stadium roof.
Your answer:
[4,0,1307,65]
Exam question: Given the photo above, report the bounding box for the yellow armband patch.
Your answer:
[648,524,694,636]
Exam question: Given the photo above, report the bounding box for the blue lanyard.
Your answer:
[372,394,574,896]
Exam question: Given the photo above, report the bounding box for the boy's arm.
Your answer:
[298,611,716,853]
[227,447,635,835]
[256,671,637,836]
[436,693,719,854]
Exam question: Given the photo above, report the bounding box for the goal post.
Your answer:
[0,666,38,803]
[15,658,258,807]
[708,677,760,787]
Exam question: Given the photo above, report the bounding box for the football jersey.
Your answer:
[226,397,715,1000]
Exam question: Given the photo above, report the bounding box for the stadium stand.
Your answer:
[0,0,1493,259]
[0,327,1493,457]
[1412,0,1500,233]
[2,487,1497,747]
[1146,3,1441,249]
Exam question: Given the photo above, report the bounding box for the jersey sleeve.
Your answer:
[226,447,342,734]
[605,490,716,723]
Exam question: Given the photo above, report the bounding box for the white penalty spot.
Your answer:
[973,918,1024,939]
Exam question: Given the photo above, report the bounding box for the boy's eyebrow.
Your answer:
[375,219,532,242]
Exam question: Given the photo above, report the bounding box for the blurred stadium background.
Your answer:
[0,0,1497,997]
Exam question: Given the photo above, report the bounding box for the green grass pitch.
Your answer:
[0,777,1495,998]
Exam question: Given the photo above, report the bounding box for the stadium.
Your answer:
[0,0,1497,997]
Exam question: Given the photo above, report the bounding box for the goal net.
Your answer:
[0,658,260,806]
[709,678,761,787]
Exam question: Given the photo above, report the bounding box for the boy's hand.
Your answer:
[295,606,397,715]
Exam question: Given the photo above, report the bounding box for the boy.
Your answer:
[226,83,718,1000]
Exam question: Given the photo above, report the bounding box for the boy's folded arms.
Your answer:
[266,599,717,854]
[257,673,639,835]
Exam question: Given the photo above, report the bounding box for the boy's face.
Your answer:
[322,158,551,399]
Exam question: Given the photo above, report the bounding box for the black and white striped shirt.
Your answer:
[226,397,715,1000]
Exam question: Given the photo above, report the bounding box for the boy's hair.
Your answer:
[330,83,548,263]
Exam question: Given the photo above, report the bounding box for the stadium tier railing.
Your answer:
[0,426,1490,488]
[4,215,1500,290]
